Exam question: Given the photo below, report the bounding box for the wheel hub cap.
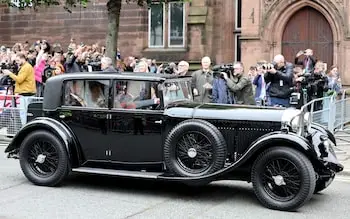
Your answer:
[187,148,197,158]
[272,175,286,186]
[35,154,47,164]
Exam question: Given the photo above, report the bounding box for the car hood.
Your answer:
[164,102,299,123]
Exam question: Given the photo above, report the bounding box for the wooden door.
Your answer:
[282,6,333,68]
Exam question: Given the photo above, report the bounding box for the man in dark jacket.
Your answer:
[264,54,294,107]
[295,49,317,74]
[220,62,255,105]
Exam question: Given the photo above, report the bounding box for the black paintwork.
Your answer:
[5,72,344,183]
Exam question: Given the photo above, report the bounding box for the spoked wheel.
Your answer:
[261,158,302,202]
[176,131,214,174]
[164,120,227,177]
[28,140,59,177]
[20,131,69,186]
[251,147,315,211]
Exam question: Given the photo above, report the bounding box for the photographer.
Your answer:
[264,54,294,107]
[212,64,235,104]
[295,49,317,73]
[219,62,255,105]
[253,62,268,105]
[2,53,36,125]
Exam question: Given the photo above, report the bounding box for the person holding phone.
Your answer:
[295,48,317,73]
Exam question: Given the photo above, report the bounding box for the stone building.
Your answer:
[241,0,349,84]
[0,0,350,84]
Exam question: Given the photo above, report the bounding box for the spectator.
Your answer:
[327,65,342,94]
[212,70,234,104]
[221,61,255,105]
[295,49,317,74]
[2,52,36,125]
[191,56,214,103]
[253,62,267,105]
[176,61,191,76]
[264,54,294,107]
[101,57,118,72]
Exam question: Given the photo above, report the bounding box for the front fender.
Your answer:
[246,131,318,161]
[159,131,319,182]
[4,117,82,167]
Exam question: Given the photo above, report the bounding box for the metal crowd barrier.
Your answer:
[305,89,350,134]
[0,94,43,138]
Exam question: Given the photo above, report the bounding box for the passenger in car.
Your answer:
[66,80,87,107]
[87,81,107,108]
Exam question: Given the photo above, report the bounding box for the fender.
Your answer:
[5,117,82,167]
[159,131,319,182]
[311,123,336,145]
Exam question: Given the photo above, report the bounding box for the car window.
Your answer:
[113,80,160,110]
[63,80,109,108]
[163,79,192,106]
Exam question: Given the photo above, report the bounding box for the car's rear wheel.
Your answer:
[19,130,69,186]
[164,119,227,177]
[251,147,315,211]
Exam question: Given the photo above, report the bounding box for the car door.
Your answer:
[59,79,111,163]
[108,79,164,163]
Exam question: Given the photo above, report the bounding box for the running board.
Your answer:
[72,167,164,179]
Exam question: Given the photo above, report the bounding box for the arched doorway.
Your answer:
[282,6,333,68]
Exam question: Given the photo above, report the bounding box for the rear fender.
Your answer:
[4,117,82,167]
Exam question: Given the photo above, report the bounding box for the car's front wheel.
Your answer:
[251,147,316,211]
[19,130,70,186]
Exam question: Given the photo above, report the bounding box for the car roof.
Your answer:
[43,71,191,110]
[47,71,190,83]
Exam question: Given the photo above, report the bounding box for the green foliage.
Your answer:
[0,0,192,12]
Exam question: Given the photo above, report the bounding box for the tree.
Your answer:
[1,0,189,65]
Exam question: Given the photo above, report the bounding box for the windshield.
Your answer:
[162,78,193,106]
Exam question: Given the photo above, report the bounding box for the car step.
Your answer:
[72,167,164,179]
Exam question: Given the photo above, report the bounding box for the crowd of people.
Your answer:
[0,39,343,109]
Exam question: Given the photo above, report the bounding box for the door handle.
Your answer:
[155,120,163,124]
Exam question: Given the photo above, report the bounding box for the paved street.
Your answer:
[0,150,349,219]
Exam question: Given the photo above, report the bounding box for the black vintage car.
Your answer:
[4,72,343,211]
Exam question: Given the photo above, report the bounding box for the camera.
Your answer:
[160,63,175,74]
[212,63,234,79]
[82,56,102,72]
[42,66,57,83]
[262,63,276,70]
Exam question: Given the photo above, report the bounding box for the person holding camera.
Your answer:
[253,62,268,105]
[2,53,36,126]
[295,49,317,73]
[219,62,255,105]
[264,54,294,107]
